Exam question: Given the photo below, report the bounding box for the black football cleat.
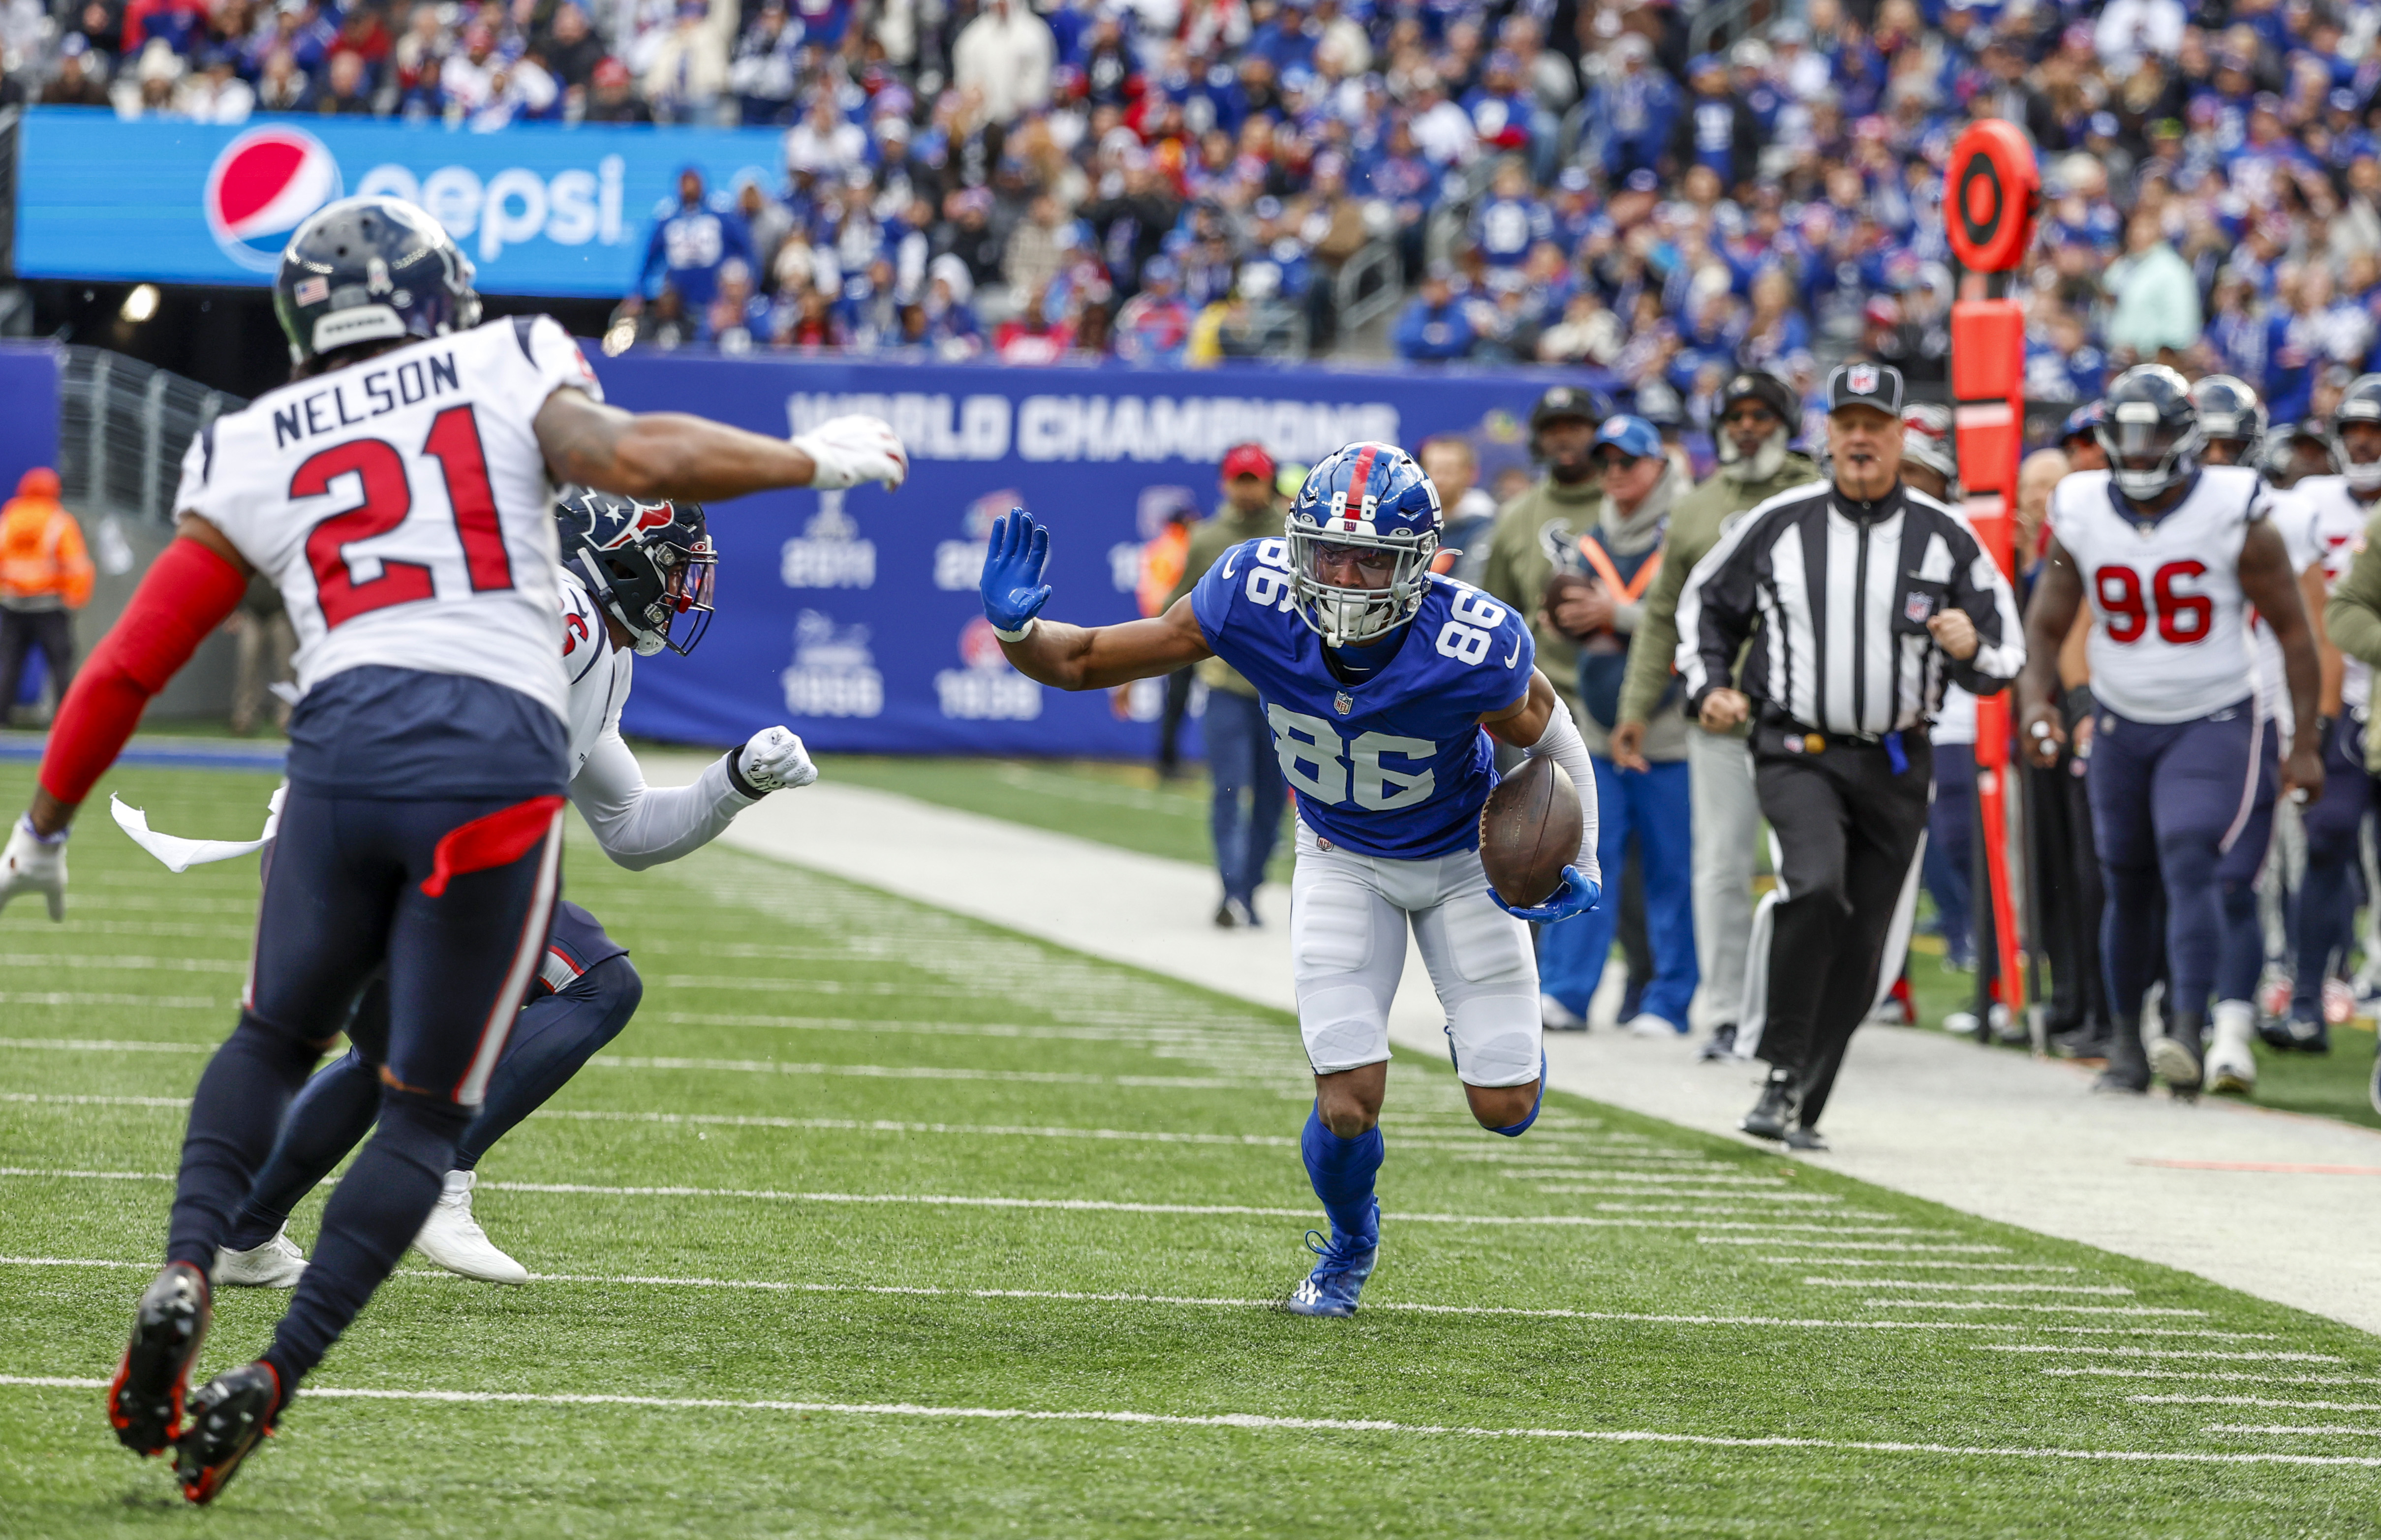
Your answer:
[1697,1024,1738,1062]
[1740,1069,1798,1141]
[108,1262,210,1456]
[173,1361,282,1506]
[1783,1124,1829,1152]
[2092,1015,2151,1095]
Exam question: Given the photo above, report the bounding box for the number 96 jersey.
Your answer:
[2048,464,2266,725]
[171,316,600,724]
[1193,537,1536,860]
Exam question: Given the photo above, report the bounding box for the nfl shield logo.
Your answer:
[1905,591,1933,624]
[1847,364,1880,395]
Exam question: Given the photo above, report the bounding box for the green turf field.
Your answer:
[5,762,2381,1538]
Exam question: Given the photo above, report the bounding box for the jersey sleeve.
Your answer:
[511,314,604,405]
[1468,588,1536,711]
[1190,537,1281,680]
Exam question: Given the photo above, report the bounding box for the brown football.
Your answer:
[1479,756,1583,908]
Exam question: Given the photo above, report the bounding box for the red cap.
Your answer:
[1221,443,1274,483]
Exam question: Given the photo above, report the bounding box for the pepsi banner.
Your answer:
[12,108,785,296]
[591,353,1570,757]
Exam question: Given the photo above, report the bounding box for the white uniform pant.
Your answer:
[1688,727,1761,1033]
[1289,822,1543,1087]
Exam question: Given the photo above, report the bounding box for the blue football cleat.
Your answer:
[1284,1207,1379,1318]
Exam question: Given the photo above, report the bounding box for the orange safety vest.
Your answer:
[1137,522,1191,617]
[0,481,93,609]
[1574,534,1661,605]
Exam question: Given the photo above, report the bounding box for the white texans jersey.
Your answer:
[173,315,602,723]
[2290,474,2381,713]
[2049,464,2268,725]
[558,566,635,774]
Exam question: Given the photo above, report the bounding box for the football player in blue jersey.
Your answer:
[980,442,1602,1316]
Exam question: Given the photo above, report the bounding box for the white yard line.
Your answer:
[1979,1346,2343,1362]
[1804,1280,2133,1295]
[1761,1258,2078,1271]
[4,1374,2378,1468]
[1702,1238,2008,1252]
[1862,1301,2203,1316]
[2132,1395,2381,1412]
[2205,1422,2381,1437]
[657,1012,1289,1044]
[585,1057,1282,1089]
[0,954,243,974]
[2045,1368,2381,1384]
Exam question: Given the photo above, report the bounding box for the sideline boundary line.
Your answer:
[2,1376,2377,1468]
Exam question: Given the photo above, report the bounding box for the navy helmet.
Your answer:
[2096,365,2203,502]
[2333,372,2381,492]
[556,489,717,657]
[1286,441,1443,647]
[2190,373,2267,460]
[274,195,482,367]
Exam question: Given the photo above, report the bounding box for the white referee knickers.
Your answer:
[1288,822,1542,1087]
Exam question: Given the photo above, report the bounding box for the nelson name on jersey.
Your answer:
[269,351,467,449]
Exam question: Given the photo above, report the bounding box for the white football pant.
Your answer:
[1288,822,1542,1087]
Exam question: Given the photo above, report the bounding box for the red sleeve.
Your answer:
[38,537,248,807]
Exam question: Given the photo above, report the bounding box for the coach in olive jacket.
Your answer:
[1481,387,1606,748]
[1609,371,1822,1057]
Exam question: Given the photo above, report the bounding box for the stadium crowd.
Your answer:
[8,0,2381,421]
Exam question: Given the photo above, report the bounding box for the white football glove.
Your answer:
[792,414,909,493]
[735,726,818,794]
[0,816,67,922]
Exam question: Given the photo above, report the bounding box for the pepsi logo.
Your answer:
[205,127,342,272]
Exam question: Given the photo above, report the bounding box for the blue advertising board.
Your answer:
[0,342,63,496]
[13,108,785,296]
[590,353,1572,758]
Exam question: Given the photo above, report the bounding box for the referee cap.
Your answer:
[1827,361,1904,419]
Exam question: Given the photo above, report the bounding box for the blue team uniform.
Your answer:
[1191,536,1535,859]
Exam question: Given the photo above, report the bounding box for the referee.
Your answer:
[1674,363,2025,1148]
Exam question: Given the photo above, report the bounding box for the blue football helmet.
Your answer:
[1286,441,1444,647]
[556,488,717,657]
[274,195,482,367]
[2190,374,2267,461]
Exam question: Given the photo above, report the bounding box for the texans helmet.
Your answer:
[2190,374,2267,459]
[1286,442,1443,647]
[274,195,482,367]
[2262,421,2342,485]
[556,489,717,657]
[2096,365,2203,502]
[2333,373,2381,493]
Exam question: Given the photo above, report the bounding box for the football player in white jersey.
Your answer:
[204,492,814,1289]
[0,196,907,1503]
[2018,366,2322,1098]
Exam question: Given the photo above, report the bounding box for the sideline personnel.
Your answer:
[1675,362,2024,1148]
[1610,371,1821,1057]
[0,468,94,723]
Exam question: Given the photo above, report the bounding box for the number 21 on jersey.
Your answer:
[292,403,511,630]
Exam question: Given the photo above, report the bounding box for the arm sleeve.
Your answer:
[1672,508,1767,714]
[567,729,757,870]
[39,537,247,806]
[1616,532,1692,724]
[1943,517,2027,695]
[1519,693,1600,887]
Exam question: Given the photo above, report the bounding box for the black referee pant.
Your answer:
[1753,722,1933,1109]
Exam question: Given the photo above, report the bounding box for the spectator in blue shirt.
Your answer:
[1470,159,1553,269]
[1588,35,1678,181]
[1670,54,1761,189]
[638,168,757,314]
[1393,269,1477,361]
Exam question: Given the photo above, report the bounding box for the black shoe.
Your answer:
[2051,1022,2111,1061]
[1698,1024,1738,1062]
[2257,1014,2301,1050]
[1740,1070,1798,1141]
[173,1362,281,1506]
[2284,1016,2331,1054]
[1784,1124,1829,1152]
[108,1263,210,1456]
[2148,1010,2205,1095]
[2092,1015,2150,1095]
[1213,900,1239,929]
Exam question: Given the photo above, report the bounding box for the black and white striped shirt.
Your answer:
[1673,481,2025,737]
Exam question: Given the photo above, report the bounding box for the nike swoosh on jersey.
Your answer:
[1504,640,1521,667]
[1221,550,1241,580]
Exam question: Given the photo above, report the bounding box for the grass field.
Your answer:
[7,762,2381,1537]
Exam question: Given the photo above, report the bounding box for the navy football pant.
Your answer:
[2087,701,2273,1022]
[224,912,640,1250]
[2294,717,2373,1022]
[164,788,562,1392]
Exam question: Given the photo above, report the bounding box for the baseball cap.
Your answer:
[1591,415,1664,462]
[1530,385,1605,432]
[1826,361,1905,418]
[2060,401,2105,443]
[1222,443,1276,482]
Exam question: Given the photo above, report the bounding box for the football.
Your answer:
[1478,756,1583,908]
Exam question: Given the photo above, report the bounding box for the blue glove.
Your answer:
[1490,865,1602,924]
[980,508,1053,639]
